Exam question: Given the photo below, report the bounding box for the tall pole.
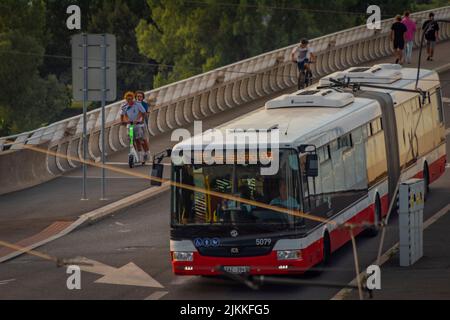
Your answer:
[82,33,88,201]
[101,34,107,200]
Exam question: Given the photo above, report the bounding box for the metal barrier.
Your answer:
[0,7,449,192]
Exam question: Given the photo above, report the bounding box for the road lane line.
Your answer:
[106,162,171,167]
[145,291,169,300]
[331,203,450,300]
[0,279,15,285]
[443,97,450,103]
[64,176,146,179]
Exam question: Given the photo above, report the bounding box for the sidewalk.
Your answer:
[344,204,450,300]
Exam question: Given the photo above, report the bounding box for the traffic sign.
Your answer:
[71,34,117,102]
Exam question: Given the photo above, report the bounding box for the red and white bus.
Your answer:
[170,64,447,276]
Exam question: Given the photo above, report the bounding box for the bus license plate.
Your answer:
[224,266,250,274]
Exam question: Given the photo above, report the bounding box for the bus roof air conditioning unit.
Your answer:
[265,89,354,109]
[319,64,403,86]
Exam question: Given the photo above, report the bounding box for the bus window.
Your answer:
[338,133,353,149]
[172,150,304,231]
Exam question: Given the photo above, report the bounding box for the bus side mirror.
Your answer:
[306,154,319,177]
[151,164,164,187]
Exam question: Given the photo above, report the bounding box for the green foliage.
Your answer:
[135,0,384,87]
[0,0,69,135]
[87,0,156,97]
[0,0,448,136]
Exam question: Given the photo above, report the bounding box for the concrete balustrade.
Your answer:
[0,7,449,195]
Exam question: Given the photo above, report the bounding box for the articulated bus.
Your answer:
[170,64,446,276]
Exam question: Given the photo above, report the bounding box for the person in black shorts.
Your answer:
[391,15,407,65]
[422,12,440,61]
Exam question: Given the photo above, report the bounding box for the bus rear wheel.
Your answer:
[322,232,331,266]
[366,195,381,237]
[423,163,430,201]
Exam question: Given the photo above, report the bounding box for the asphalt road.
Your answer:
[0,70,449,300]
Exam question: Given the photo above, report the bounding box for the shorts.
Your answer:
[426,40,436,50]
[297,59,310,72]
[131,124,145,140]
[393,39,405,50]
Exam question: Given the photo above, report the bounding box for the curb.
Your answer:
[435,62,450,74]
[79,182,171,225]
[0,183,171,264]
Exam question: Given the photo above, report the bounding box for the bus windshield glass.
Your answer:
[172,150,304,230]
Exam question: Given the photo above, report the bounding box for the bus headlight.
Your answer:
[277,250,301,261]
[173,252,194,262]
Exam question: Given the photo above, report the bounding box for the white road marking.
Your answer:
[331,203,450,300]
[446,128,450,136]
[77,257,164,289]
[446,164,450,169]
[0,279,16,285]
[64,176,147,180]
[94,262,164,289]
[443,97,450,103]
[145,291,169,300]
[106,162,171,167]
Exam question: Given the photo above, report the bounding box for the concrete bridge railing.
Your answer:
[0,6,449,195]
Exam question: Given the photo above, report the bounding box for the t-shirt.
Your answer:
[140,101,150,113]
[121,102,146,122]
[422,20,440,41]
[402,17,417,42]
[391,22,407,42]
[291,46,314,62]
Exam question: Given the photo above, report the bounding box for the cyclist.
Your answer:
[291,38,316,89]
[120,91,150,162]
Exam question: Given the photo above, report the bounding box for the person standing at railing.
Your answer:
[135,91,151,156]
[391,15,408,65]
[422,12,440,62]
[402,11,417,64]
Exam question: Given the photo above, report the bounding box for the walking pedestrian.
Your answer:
[402,11,416,64]
[422,12,440,61]
[391,15,408,65]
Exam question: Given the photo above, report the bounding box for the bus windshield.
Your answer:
[172,150,304,230]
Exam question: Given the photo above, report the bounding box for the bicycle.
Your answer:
[297,61,314,90]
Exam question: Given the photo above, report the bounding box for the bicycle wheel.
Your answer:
[298,71,306,90]
[305,70,312,87]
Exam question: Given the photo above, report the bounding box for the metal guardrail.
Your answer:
[1,7,449,178]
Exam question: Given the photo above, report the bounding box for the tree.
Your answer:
[0,0,70,135]
[87,0,157,97]
[135,0,388,88]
